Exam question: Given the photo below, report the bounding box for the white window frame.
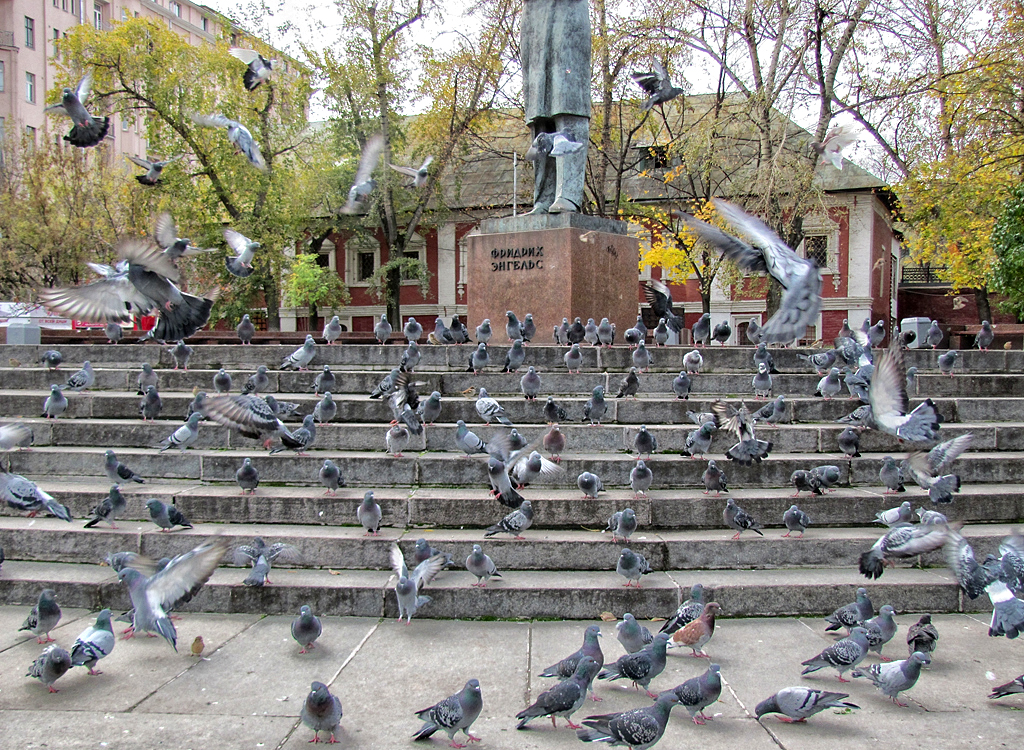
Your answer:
[399,232,427,285]
[25,17,35,49]
[0,61,5,93]
[25,72,36,104]
[347,235,380,287]
[799,215,841,290]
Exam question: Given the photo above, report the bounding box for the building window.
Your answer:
[358,252,375,281]
[803,234,829,269]
[26,72,36,103]
[63,0,68,11]
[122,116,129,131]
[170,2,182,17]
[636,145,669,171]
[25,17,35,49]
[202,17,209,32]
[0,61,5,93]
[26,125,36,138]
[121,8,128,21]
[94,3,103,30]
[53,29,60,57]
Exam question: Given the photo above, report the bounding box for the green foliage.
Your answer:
[364,256,430,306]
[283,252,352,310]
[990,182,1024,317]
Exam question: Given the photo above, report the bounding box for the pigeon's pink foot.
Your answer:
[88,668,103,675]
[48,685,59,693]
[879,656,893,662]
[837,676,851,683]
[465,734,481,744]
[566,719,582,729]
[590,693,603,701]
[308,734,321,743]
[731,532,741,540]
[782,532,791,537]
[777,717,805,723]
[893,698,908,707]
[327,735,339,744]
[645,690,658,699]
[692,717,706,725]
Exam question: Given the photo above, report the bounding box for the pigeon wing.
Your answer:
[126,154,154,170]
[75,73,93,104]
[228,47,262,65]
[869,343,909,432]
[224,229,253,259]
[146,538,228,614]
[355,134,385,185]
[37,275,152,323]
[120,239,181,283]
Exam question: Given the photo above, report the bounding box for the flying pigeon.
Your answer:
[228,47,275,90]
[125,154,180,185]
[632,59,685,111]
[859,523,948,579]
[191,113,266,169]
[341,133,385,214]
[223,228,261,278]
[44,73,109,147]
[390,155,434,187]
[643,279,684,332]
[811,123,861,169]
[525,130,585,160]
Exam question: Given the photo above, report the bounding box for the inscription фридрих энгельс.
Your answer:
[491,246,544,272]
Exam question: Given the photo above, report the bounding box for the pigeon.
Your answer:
[104,321,123,343]
[475,388,513,426]
[801,626,870,682]
[753,342,776,372]
[402,316,424,344]
[311,392,336,426]
[191,113,266,169]
[633,425,657,458]
[691,313,711,347]
[311,365,335,396]
[790,470,823,496]
[83,486,127,529]
[876,500,913,526]
[616,613,654,654]
[616,547,652,587]
[665,662,722,725]
[653,319,670,346]
[838,426,861,457]
[518,313,536,343]
[985,578,1024,637]
[937,349,959,376]
[186,389,209,419]
[544,397,569,425]
[291,605,323,653]
[237,314,255,344]
[449,316,470,344]
[19,589,62,643]
[598,633,670,697]
[643,279,685,332]
[783,505,811,537]
[755,687,860,723]
[863,604,898,659]
[301,681,344,744]
[753,395,788,426]
[357,491,382,535]
[702,460,727,495]
[683,349,704,375]
[867,320,886,348]
[39,350,63,370]
[118,538,227,649]
[752,362,773,399]
[467,342,490,373]
[390,155,434,187]
[711,400,772,466]
[925,320,943,348]
[476,318,493,344]
[683,422,716,459]
[485,500,534,539]
[670,602,721,657]
[413,539,454,569]
[903,434,972,503]
[917,508,948,525]
[223,228,260,278]
[386,423,411,456]
[234,537,300,586]
[543,424,566,462]
[632,341,653,372]
[41,384,67,419]
[825,588,874,633]
[402,341,422,371]
[101,450,144,484]
[988,675,1024,699]
[617,368,641,399]
[900,329,917,348]
[67,608,115,676]
[594,317,613,347]
[65,360,96,391]
[578,471,604,499]
[569,318,586,344]
[816,367,843,400]
[630,461,653,498]
[975,320,995,351]
[504,310,524,342]
[169,341,193,371]
[0,422,33,450]
[583,386,606,425]
[147,499,192,532]
[607,508,638,543]
[374,313,392,343]
[412,679,483,746]
[539,624,605,696]
[1,472,72,521]
[852,651,929,706]
[137,383,163,420]
[158,412,202,454]
[632,59,685,111]
[201,393,289,448]
[519,367,542,400]
[672,371,691,400]
[236,458,260,495]
[228,47,275,90]
[44,73,109,147]
[879,457,906,494]
[576,692,680,747]
[659,583,706,635]
[525,130,585,160]
[281,335,317,370]
[712,320,731,345]
[26,644,72,692]
[271,414,317,455]
[811,123,861,169]
[390,544,446,623]
[799,349,837,374]
[724,498,762,540]
[906,614,939,656]
[859,523,948,579]
[455,420,488,456]
[681,200,822,344]
[564,343,583,374]
[318,459,344,495]
[487,455,525,508]
[517,655,600,730]
[125,154,180,185]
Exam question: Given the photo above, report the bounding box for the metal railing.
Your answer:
[0,30,16,48]
[901,265,949,285]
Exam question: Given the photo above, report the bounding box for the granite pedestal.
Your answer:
[466,213,640,343]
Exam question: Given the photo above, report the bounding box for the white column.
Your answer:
[438,223,456,310]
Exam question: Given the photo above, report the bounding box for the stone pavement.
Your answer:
[0,606,1020,749]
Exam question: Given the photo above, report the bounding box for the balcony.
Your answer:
[0,30,16,48]
[901,265,950,287]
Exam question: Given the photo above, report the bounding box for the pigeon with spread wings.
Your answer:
[191,113,266,170]
[631,60,685,111]
[125,155,180,186]
[44,73,110,148]
[228,47,275,91]
[223,228,261,278]
[711,399,772,466]
[868,343,942,443]
[643,279,684,333]
[341,134,385,214]
[389,156,434,188]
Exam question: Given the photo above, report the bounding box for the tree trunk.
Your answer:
[975,287,992,323]
[264,277,280,331]
[765,277,783,322]
[387,266,402,329]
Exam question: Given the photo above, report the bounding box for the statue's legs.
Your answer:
[548,115,589,213]
[527,119,557,214]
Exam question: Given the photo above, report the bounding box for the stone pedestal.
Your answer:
[466,213,640,343]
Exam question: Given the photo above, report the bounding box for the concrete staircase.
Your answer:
[1,342,1019,621]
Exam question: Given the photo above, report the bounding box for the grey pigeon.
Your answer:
[860,523,948,579]
[683,422,716,459]
[520,367,542,400]
[544,397,569,424]
[867,320,886,348]
[386,423,410,456]
[66,360,95,390]
[139,384,163,421]
[147,499,192,531]
[632,59,684,110]
[357,491,382,535]
[683,348,703,374]
[191,113,266,169]
[237,314,255,344]
[455,420,488,456]
[798,349,837,374]
[659,583,706,635]
[159,413,201,453]
[273,414,317,455]
[44,73,109,147]
[852,651,929,706]
[900,329,917,348]
[597,633,670,697]
[70,609,115,674]
[752,362,773,399]
[907,614,939,656]
[313,392,337,425]
[213,368,232,393]
[404,316,423,343]
[843,366,872,402]
[502,339,526,372]
[390,155,434,188]
[989,675,1024,699]
[485,500,534,539]
[414,539,454,568]
[643,279,685,333]
[617,368,641,399]
[476,318,493,344]
[42,384,67,419]
[630,461,653,498]
[863,604,898,658]
[2,473,72,521]
[475,388,513,426]
[879,457,906,494]
[925,320,943,348]
[801,626,870,681]
[790,470,823,496]
[783,505,810,537]
[876,500,913,527]
[281,335,317,370]
[525,129,585,160]
[753,394,788,425]
[83,486,127,529]
[653,319,670,346]
[692,313,711,347]
[616,612,653,654]
[597,317,615,347]
[26,645,72,692]
[418,391,443,425]
[0,422,32,451]
[390,544,446,624]
[521,313,536,342]
[606,508,638,543]
[136,363,159,394]
[402,341,421,371]
[753,342,776,372]
[169,341,193,371]
[702,459,727,495]
[517,655,600,729]
[118,538,227,649]
[712,320,731,345]
[311,365,335,395]
[19,589,62,643]
[578,471,603,498]
[633,425,657,458]
[223,228,260,278]
[672,371,691,400]
[467,342,489,373]
[412,679,483,746]
[976,320,995,351]
[724,497,762,539]
[466,544,501,586]
[583,386,606,424]
[985,579,1024,637]
[39,350,63,370]
[104,449,145,484]
[322,315,343,344]
[755,687,859,723]
[487,455,524,508]
[837,404,873,425]
[564,343,583,374]
[906,366,919,394]
[576,692,680,747]
[301,681,343,744]
[711,399,772,466]
[243,365,270,395]
[291,606,322,653]
[505,310,523,341]
[825,587,874,633]
[319,459,343,495]
[236,458,259,495]
[632,341,652,371]
[816,367,842,399]
[234,537,299,586]
[617,547,652,587]
[374,313,392,343]
[666,662,722,725]
[539,624,605,698]
[837,426,861,457]
[125,153,179,185]
[937,349,959,376]
[917,508,948,525]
